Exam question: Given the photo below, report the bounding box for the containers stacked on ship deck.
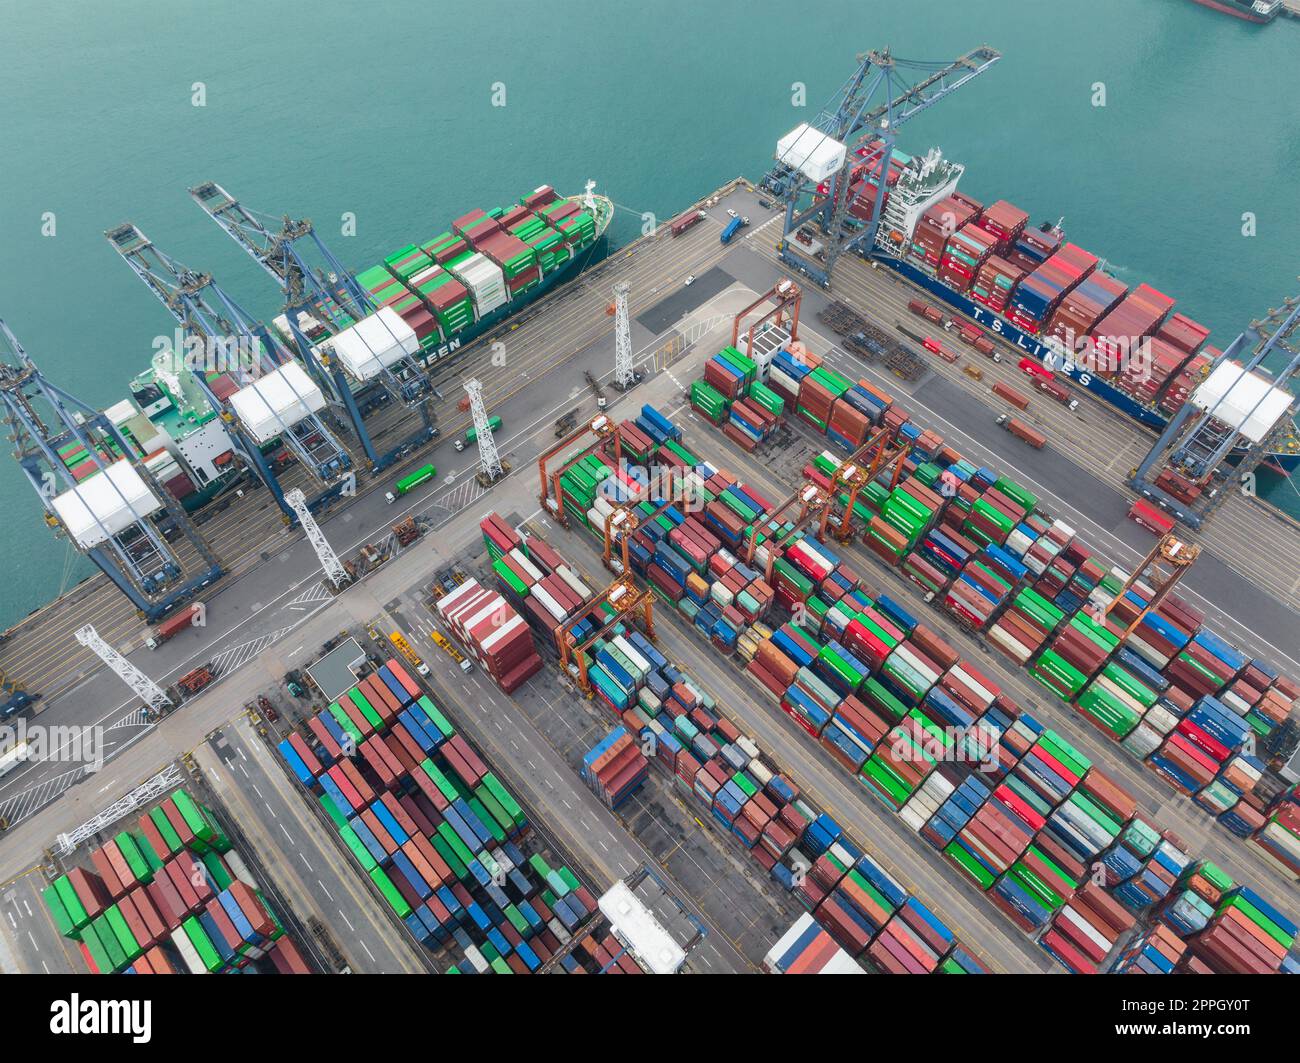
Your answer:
[277,658,596,973]
[909,197,978,271]
[1090,283,1176,376]
[975,199,1029,253]
[1005,244,1098,337]
[347,186,599,358]
[42,789,299,974]
[939,222,998,294]
[1045,270,1128,349]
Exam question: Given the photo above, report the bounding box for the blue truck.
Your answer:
[720,216,743,244]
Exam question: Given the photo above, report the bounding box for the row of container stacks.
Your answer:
[764,912,865,973]
[350,184,598,353]
[484,518,988,974]
[275,657,595,974]
[43,789,306,974]
[908,193,1215,417]
[551,392,1300,969]
[434,537,545,693]
[583,726,651,810]
[551,923,649,973]
[518,371,1300,893]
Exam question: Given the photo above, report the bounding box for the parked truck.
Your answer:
[996,414,1046,449]
[720,217,743,244]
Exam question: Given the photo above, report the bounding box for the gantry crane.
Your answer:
[0,318,222,620]
[106,224,353,522]
[538,413,625,526]
[1094,533,1200,640]
[762,45,1001,288]
[557,574,654,695]
[601,496,680,574]
[742,482,830,582]
[819,427,910,542]
[189,181,440,473]
[1131,290,1300,529]
[732,280,802,356]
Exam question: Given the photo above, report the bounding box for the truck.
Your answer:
[454,416,502,453]
[1129,498,1176,536]
[0,740,29,781]
[670,210,706,237]
[720,217,743,244]
[387,631,430,677]
[177,666,214,696]
[996,414,1046,449]
[146,605,202,650]
[430,628,473,674]
[922,336,959,363]
[1036,376,1080,410]
[907,299,944,326]
[386,463,436,504]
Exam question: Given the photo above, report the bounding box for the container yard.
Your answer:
[3,19,1300,1040]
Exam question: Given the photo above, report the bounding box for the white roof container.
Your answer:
[51,459,163,549]
[598,880,686,974]
[229,362,326,443]
[328,306,419,382]
[1191,362,1294,444]
[775,123,848,185]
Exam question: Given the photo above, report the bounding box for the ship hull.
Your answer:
[869,250,1300,472]
[1186,0,1277,23]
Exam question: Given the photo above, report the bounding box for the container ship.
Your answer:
[1186,0,1284,23]
[87,186,611,512]
[821,144,1300,471]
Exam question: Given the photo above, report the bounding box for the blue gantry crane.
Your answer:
[1130,292,1300,529]
[0,318,223,621]
[762,46,1001,289]
[105,223,355,522]
[188,181,439,474]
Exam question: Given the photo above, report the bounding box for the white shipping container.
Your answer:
[530,584,568,622]
[508,548,544,583]
[555,565,591,600]
[170,927,206,975]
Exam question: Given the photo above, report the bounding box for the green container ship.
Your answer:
[89,185,612,515]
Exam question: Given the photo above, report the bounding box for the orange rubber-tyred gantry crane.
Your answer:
[537,413,624,527]
[1094,532,1200,639]
[743,482,830,583]
[820,427,910,543]
[558,574,655,695]
[732,279,802,354]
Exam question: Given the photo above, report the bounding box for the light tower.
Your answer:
[284,488,349,589]
[465,378,504,482]
[612,282,635,390]
[75,625,172,712]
